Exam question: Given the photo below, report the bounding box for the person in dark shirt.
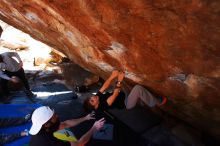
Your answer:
[83,70,167,112]
[0,27,35,100]
[83,70,125,113]
[95,91,125,111]
[29,106,105,146]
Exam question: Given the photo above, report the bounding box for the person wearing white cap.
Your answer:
[29,106,105,146]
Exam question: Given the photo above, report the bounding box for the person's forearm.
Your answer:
[61,117,86,129]
[99,75,116,93]
[107,88,120,106]
[70,118,105,146]
[74,126,95,146]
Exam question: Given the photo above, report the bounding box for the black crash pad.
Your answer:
[108,106,161,134]
[141,124,186,146]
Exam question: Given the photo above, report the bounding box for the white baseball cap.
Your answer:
[29,106,54,135]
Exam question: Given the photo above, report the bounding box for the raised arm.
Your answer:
[106,87,121,106]
[59,112,95,129]
[70,118,105,146]
[99,70,119,93]
[107,71,125,106]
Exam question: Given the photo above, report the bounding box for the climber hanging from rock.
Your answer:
[83,70,167,113]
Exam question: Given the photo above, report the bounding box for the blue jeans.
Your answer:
[0,117,28,127]
[0,117,28,145]
[0,133,21,145]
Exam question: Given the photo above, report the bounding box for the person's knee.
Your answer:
[133,84,144,91]
[125,105,132,110]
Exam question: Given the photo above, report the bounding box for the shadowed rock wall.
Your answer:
[0,0,219,139]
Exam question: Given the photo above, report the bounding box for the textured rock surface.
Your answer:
[0,0,219,140]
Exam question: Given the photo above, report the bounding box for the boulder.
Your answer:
[0,0,219,140]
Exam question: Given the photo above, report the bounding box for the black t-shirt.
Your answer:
[29,130,70,146]
[96,91,125,112]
